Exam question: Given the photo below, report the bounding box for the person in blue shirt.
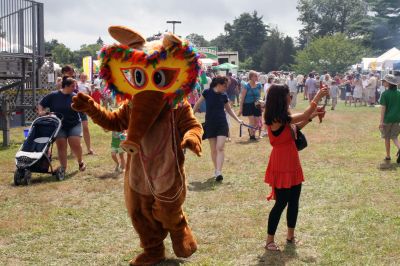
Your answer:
[38,77,86,173]
[193,75,243,182]
[239,70,263,140]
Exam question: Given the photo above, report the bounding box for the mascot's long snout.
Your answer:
[120,91,167,154]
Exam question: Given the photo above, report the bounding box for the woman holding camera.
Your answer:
[263,84,328,251]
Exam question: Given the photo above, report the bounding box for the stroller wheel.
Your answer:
[14,169,24,186]
[21,170,32,185]
[55,167,65,181]
[14,169,31,186]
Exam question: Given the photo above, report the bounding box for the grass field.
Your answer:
[0,98,399,265]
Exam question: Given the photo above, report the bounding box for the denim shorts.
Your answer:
[57,123,82,138]
[227,94,236,102]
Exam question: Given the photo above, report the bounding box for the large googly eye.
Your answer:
[133,69,146,88]
[152,68,179,90]
[153,70,166,87]
[120,67,148,91]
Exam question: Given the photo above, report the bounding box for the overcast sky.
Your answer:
[39,0,302,50]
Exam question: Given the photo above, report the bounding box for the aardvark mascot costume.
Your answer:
[72,26,203,265]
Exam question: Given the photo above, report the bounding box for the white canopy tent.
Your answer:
[376,47,400,63]
[199,58,218,68]
[361,58,377,71]
[382,53,400,70]
[363,48,400,71]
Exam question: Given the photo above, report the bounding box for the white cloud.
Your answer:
[39,0,301,50]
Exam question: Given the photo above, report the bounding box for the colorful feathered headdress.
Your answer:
[99,26,200,107]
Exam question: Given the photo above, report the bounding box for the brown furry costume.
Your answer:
[72,26,202,265]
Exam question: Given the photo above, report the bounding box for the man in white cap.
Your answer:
[379,74,400,163]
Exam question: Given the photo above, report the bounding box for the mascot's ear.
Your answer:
[162,32,183,49]
[108,26,146,49]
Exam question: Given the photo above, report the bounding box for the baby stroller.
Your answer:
[14,114,64,185]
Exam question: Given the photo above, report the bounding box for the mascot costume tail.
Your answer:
[72,26,203,265]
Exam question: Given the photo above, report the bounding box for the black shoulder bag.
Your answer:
[291,125,308,151]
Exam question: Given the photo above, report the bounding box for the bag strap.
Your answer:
[240,123,258,137]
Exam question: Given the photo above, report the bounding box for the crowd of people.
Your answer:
[37,64,400,253]
[41,65,396,177]
[190,69,391,146]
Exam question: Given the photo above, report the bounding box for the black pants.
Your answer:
[267,184,302,235]
[297,85,304,93]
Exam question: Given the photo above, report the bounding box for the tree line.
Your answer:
[45,38,104,70]
[46,0,399,75]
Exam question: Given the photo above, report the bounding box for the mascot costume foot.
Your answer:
[72,26,203,265]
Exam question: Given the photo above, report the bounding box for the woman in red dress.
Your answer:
[264,84,328,251]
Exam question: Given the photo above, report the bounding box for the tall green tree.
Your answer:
[185,33,209,47]
[282,36,296,67]
[72,43,102,68]
[209,34,230,51]
[222,11,268,61]
[293,34,370,74]
[51,43,74,66]
[256,29,283,72]
[252,28,296,73]
[366,0,400,52]
[297,0,318,47]
[96,37,104,46]
[45,39,60,54]
[297,0,368,47]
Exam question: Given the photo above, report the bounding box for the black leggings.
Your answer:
[267,184,302,235]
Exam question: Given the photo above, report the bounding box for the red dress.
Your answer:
[265,124,304,200]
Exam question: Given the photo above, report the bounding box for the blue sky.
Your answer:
[39,0,302,50]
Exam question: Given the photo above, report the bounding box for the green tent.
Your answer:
[212,62,238,71]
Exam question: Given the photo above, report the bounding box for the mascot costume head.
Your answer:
[101,26,200,106]
[72,26,203,265]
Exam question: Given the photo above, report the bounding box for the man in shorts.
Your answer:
[379,74,400,163]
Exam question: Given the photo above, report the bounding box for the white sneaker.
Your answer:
[261,131,268,137]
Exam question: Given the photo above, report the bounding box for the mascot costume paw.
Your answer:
[72,26,203,265]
